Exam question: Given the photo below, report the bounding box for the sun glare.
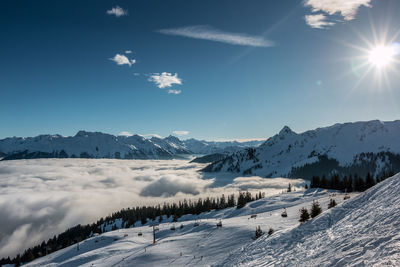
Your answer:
[369,45,396,67]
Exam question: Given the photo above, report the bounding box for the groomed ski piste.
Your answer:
[220,173,400,266]
[24,187,356,267]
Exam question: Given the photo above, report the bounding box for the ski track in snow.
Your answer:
[24,189,355,267]
[220,173,400,266]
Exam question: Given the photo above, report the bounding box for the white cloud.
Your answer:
[305,14,336,29]
[149,72,182,88]
[168,89,181,95]
[125,50,132,54]
[304,0,372,21]
[109,54,136,66]
[143,133,162,138]
[224,177,305,191]
[119,131,133,137]
[106,6,128,17]
[0,158,305,258]
[158,25,275,47]
[140,176,200,197]
[173,130,189,136]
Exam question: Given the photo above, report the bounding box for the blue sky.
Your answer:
[0,0,399,140]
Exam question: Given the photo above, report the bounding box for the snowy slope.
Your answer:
[0,131,174,160]
[182,138,264,155]
[150,136,191,155]
[0,132,263,161]
[23,189,353,267]
[204,120,400,179]
[220,172,400,266]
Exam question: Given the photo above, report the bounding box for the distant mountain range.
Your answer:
[0,131,264,160]
[2,120,399,180]
[203,120,400,179]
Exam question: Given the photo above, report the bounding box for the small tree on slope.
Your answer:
[299,207,310,223]
[287,183,292,192]
[311,200,322,218]
[328,199,337,209]
[255,226,263,239]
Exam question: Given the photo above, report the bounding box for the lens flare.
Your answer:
[368,45,396,67]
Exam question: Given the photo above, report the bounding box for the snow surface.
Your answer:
[206,120,400,177]
[0,158,305,259]
[0,132,263,160]
[23,189,354,267]
[220,173,400,266]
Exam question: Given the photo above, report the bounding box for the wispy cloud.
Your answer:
[119,131,133,137]
[149,72,182,89]
[173,130,189,136]
[110,54,136,66]
[305,14,335,29]
[167,89,181,95]
[125,50,132,54]
[143,133,162,138]
[158,25,275,47]
[304,0,372,29]
[106,6,128,17]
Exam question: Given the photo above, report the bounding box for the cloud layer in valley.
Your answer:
[0,159,304,258]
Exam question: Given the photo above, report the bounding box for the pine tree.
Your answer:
[255,226,263,239]
[365,172,375,189]
[140,215,147,225]
[310,200,322,218]
[268,228,274,235]
[299,207,310,223]
[227,194,235,207]
[328,198,337,209]
[237,192,246,209]
[287,183,292,192]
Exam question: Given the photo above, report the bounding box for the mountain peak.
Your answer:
[165,135,181,143]
[75,130,89,137]
[279,126,294,135]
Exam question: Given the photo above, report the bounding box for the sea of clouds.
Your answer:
[0,158,305,258]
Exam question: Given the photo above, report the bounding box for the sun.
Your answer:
[368,45,396,68]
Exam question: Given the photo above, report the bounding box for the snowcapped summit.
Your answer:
[204,120,400,179]
[164,135,182,143]
[0,131,263,160]
[278,125,295,136]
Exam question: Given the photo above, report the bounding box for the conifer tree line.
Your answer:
[310,170,395,192]
[1,191,265,266]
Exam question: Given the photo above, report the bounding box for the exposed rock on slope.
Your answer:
[204,120,400,179]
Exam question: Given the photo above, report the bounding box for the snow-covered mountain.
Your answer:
[0,131,263,160]
[221,172,400,266]
[204,120,400,179]
[0,131,176,160]
[182,138,264,154]
[18,172,400,266]
[23,187,355,267]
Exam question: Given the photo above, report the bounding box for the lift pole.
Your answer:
[150,223,159,244]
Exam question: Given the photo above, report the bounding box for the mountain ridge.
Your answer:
[204,119,400,179]
[0,132,263,161]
